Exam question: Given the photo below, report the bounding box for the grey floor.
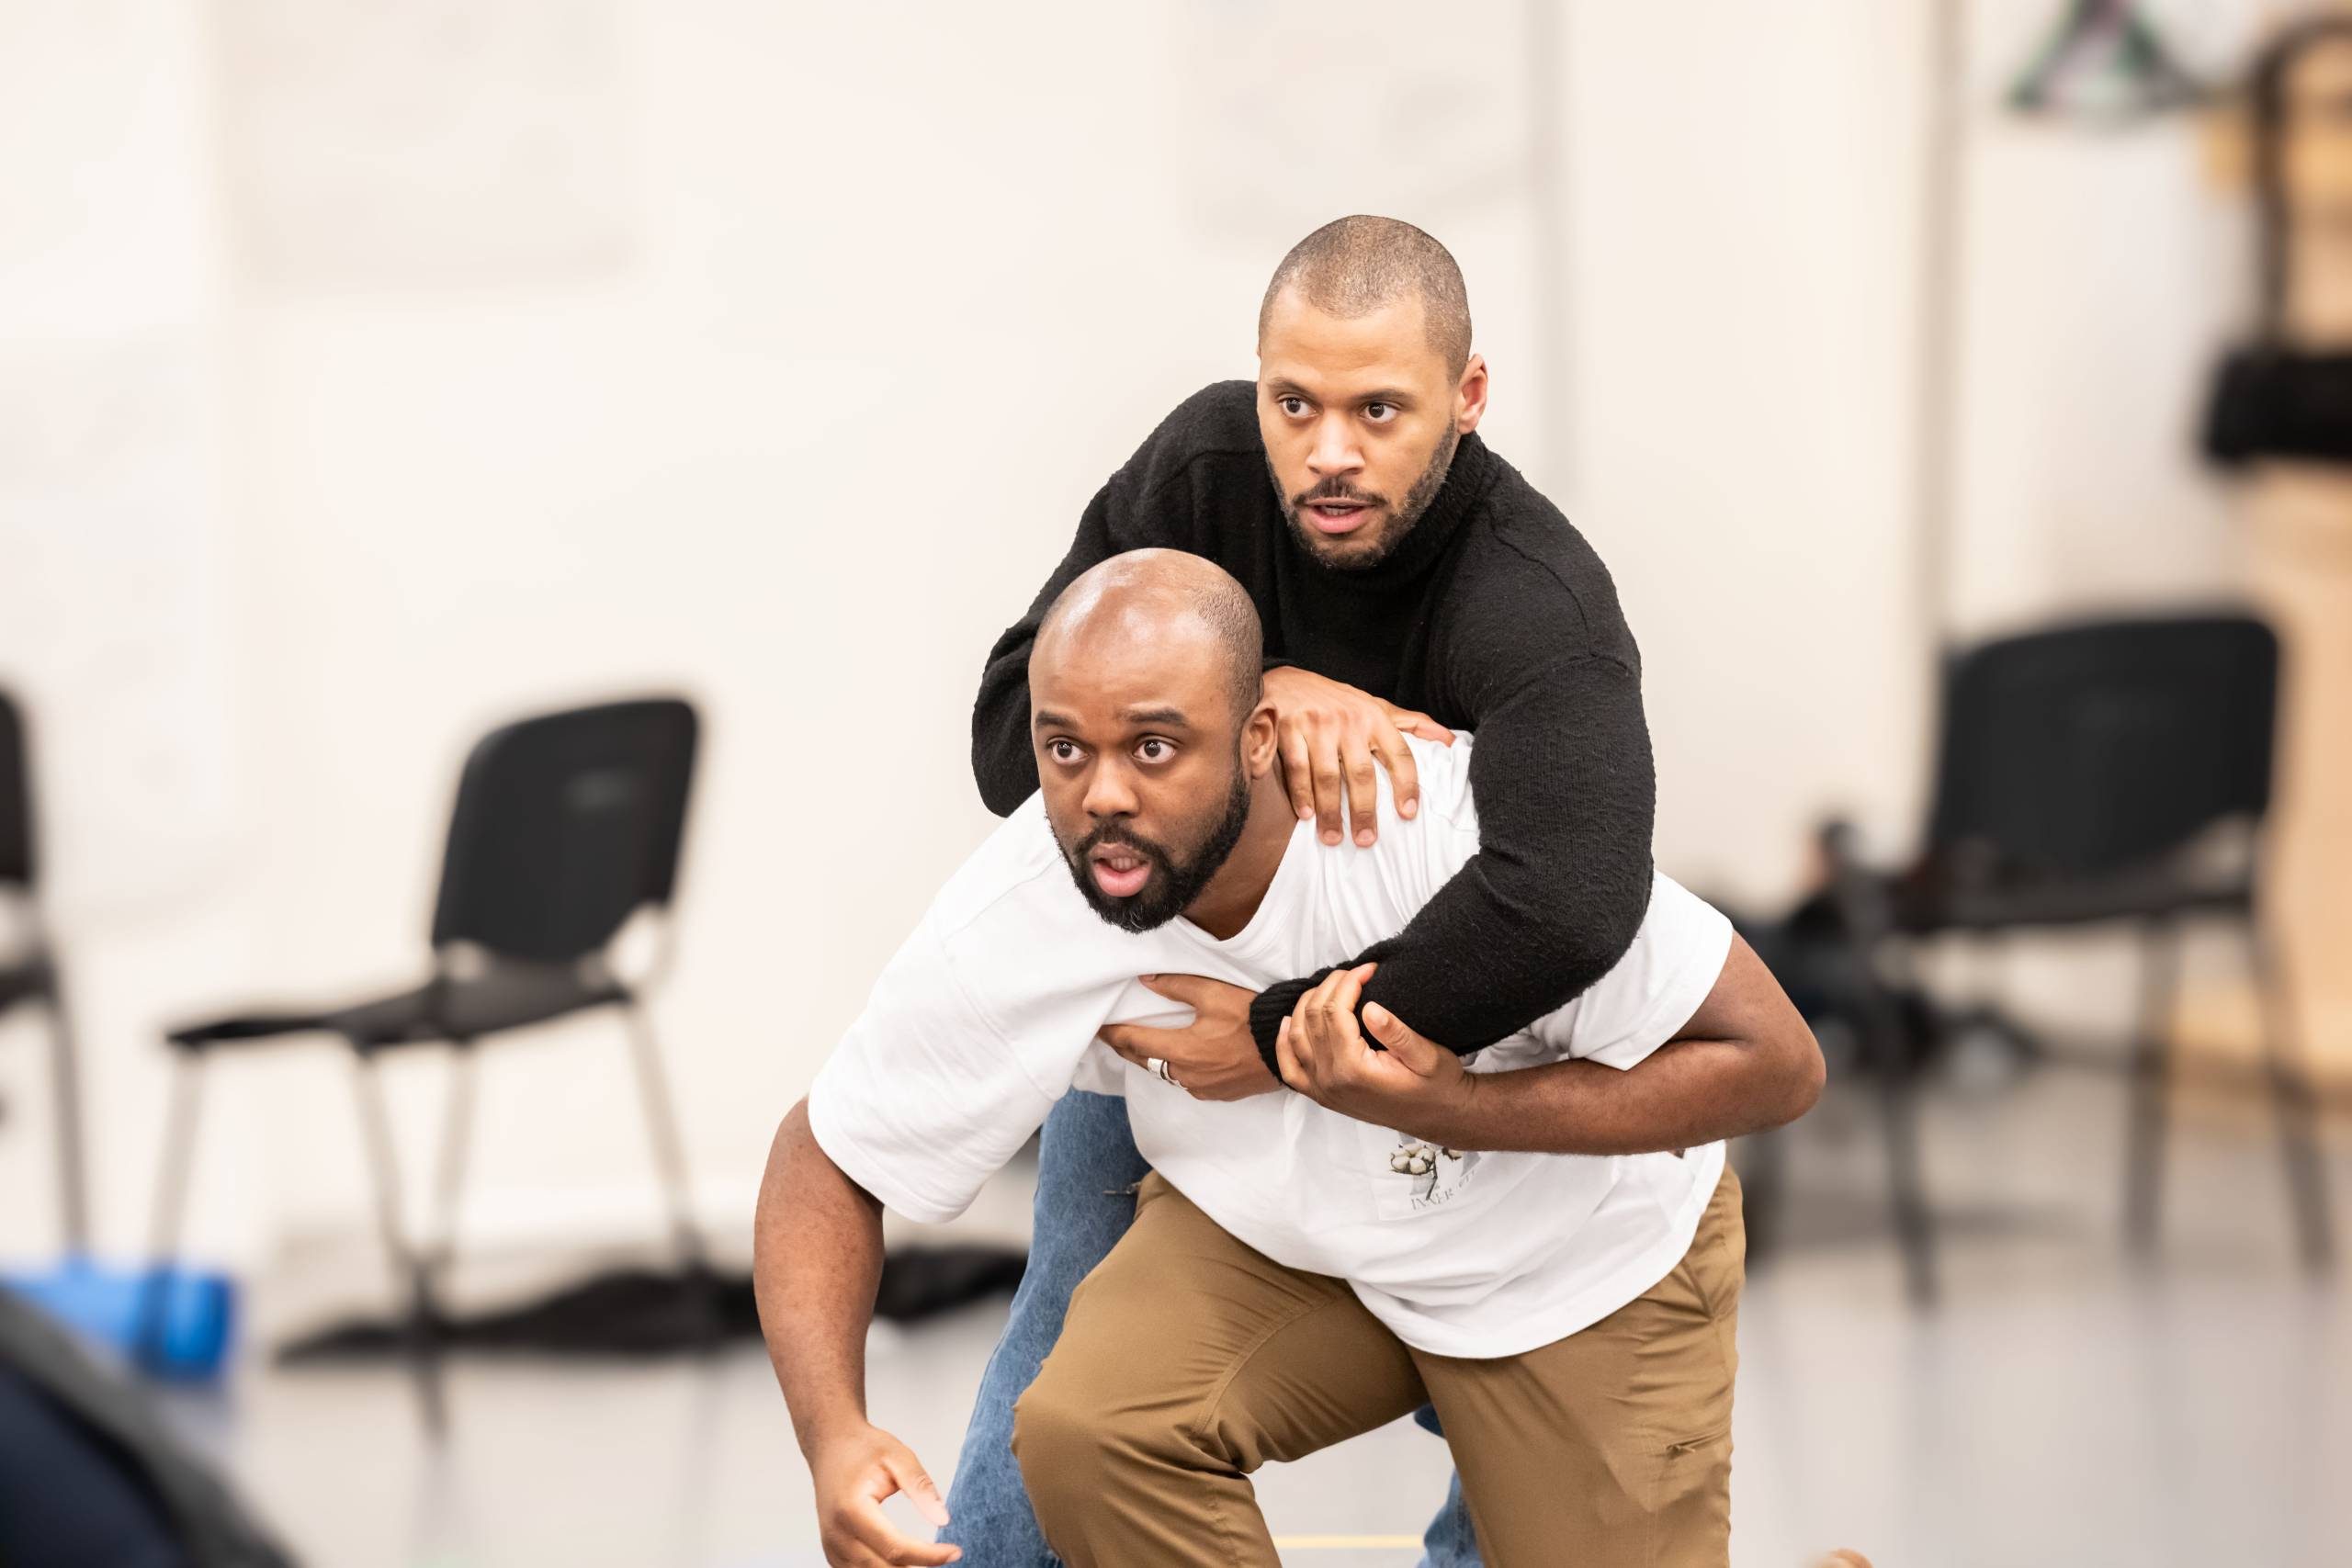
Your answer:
[174,1068,2352,1568]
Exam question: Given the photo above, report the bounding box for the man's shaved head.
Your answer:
[1036,549,1263,725]
[1030,550,1272,932]
[1257,215,1473,377]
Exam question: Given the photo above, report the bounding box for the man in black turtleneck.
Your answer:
[939,217,1661,1568]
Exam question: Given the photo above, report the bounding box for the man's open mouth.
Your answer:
[1301,497,1376,536]
[1089,845,1152,898]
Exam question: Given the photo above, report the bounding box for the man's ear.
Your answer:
[1454,353,1488,434]
[1243,701,1280,777]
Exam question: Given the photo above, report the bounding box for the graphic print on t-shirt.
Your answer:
[1384,1136,1481,1213]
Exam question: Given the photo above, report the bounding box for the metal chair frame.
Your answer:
[1821,615,2334,1304]
[141,698,715,1429]
[1,688,90,1259]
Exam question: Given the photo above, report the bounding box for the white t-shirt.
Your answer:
[808,734,1734,1358]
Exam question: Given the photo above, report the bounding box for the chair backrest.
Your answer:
[0,688,31,891]
[431,697,699,964]
[1924,615,2278,879]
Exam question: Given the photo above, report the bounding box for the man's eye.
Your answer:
[1046,740,1082,763]
[1136,739,1174,763]
[1279,396,1309,417]
[1363,402,1395,423]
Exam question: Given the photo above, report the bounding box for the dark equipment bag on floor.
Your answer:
[0,1286,297,1568]
[2204,16,2352,468]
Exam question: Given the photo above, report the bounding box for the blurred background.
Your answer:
[4,1,2350,1564]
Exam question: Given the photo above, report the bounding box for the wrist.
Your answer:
[1248,985,1302,1076]
[795,1403,873,1462]
[1413,1069,1486,1150]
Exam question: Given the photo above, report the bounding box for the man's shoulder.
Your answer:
[1161,378,1262,448]
[1122,380,1265,495]
[1459,451,1617,605]
[929,795,1091,943]
[926,796,1168,1001]
[1449,450,1637,666]
[1395,730,1477,832]
[1321,732,1481,891]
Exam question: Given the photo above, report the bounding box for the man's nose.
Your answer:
[1081,762,1138,819]
[1306,413,1363,479]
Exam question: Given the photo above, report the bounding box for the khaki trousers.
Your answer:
[1015,1166,1743,1568]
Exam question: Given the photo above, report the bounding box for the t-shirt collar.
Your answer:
[1174,817,1318,966]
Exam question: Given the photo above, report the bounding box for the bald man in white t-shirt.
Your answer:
[754,551,1822,1568]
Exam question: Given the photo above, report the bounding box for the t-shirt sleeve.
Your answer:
[806,915,1057,1224]
[1520,874,1733,1072]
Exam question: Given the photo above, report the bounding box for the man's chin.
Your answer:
[1081,894,1182,934]
[1288,513,1393,570]
[1074,872,1183,933]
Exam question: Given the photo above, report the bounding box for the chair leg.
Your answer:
[2247,923,2335,1273]
[351,1054,448,1435]
[138,1052,207,1372]
[1876,1039,1937,1308]
[617,997,719,1339]
[617,998,707,1269]
[40,967,91,1258]
[1845,964,1936,1306]
[1735,1127,1788,1269]
[2123,918,2180,1258]
[1821,840,1938,1307]
[426,1045,479,1285]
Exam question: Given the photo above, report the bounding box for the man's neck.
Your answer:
[1181,781,1301,941]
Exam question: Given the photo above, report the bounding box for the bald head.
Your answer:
[1035,549,1262,726]
[1258,216,1473,377]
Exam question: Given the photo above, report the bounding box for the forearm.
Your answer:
[752,1100,886,1460]
[1403,1034,1820,1156]
[1251,655,1657,1058]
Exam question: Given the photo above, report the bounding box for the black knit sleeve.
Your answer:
[970,468,1140,816]
[1249,651,1657,1060]
[971,383,1256,816]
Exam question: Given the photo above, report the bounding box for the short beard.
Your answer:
[1059,764,1254,933]
[1272,424,1461,572]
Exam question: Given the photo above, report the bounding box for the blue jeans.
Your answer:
[940,1089,1484,1567]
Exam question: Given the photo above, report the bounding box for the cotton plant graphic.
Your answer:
[1389,1139,1465,1202]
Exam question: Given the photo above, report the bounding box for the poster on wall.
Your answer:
[0,0,212,338]
[0,3,237,919]
[216,0,635,288]
[1170,0,1535,244]
[0,339,240,919]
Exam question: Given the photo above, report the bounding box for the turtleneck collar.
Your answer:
[1290,430,1496,590]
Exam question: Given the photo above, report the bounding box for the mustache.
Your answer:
[1076,821,1173,873]
[1291,477,1387,509]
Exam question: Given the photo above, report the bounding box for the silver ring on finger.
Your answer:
[1147,1056,1173,1084]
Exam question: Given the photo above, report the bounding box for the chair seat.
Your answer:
[0,956,48,1017]
[1889,851,2254,935]
[168,962,627,1054]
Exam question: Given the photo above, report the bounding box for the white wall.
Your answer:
[1951,0,2259,635]
[1558,1,1935,905]
[0,0,2265,1273]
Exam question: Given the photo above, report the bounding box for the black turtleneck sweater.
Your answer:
[972,379,1656,1063]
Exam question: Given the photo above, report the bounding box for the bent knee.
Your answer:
[1012,1361,1107,1511]
[1013,1356,1190,1502]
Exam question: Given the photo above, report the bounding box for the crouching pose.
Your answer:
[754,551,1821,1567]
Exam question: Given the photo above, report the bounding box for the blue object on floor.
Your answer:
[1,1259,235,1382]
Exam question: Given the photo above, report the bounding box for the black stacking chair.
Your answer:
[0,689,90,1258]
[1822,615,2334,1303]
[146,697,708,1425]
